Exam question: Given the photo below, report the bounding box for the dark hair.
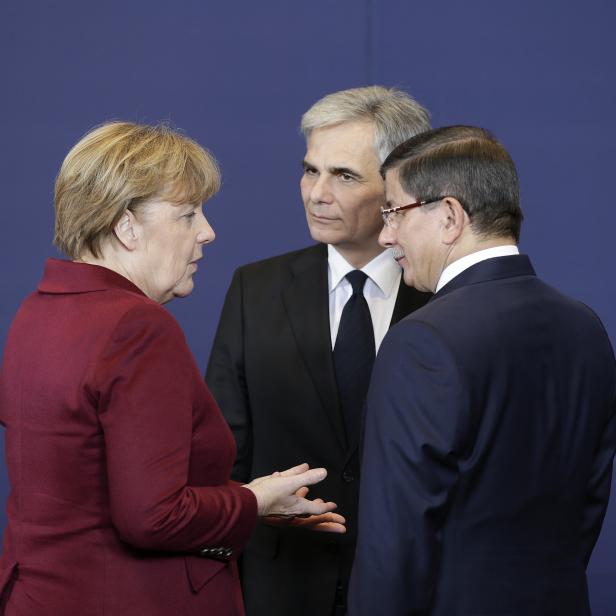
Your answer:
[381,126,523,241]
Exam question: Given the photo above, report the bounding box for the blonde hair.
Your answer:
[54,121,221,258]
[300,86,431,162]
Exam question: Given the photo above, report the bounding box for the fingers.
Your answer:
[309,522,347,534]
[263,512,347,534]
[290,512,346,533]
[293,497,337,517]
[277,463,310,477]
[282,468,327,495]
[295,486,309,498]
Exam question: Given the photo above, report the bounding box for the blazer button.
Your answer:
[342,469,354,483]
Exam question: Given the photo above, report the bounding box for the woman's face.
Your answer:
[134,199,215,304]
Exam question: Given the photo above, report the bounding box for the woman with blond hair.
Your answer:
[0,122,344,615]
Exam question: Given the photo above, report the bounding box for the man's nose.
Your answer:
[309,175,334,204]
[378,222,395,248]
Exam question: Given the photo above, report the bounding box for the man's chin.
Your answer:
[308,227,335,245]
[402,268,428,292]
[402,270,414,288]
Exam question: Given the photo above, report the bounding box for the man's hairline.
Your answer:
[303,118,383,164]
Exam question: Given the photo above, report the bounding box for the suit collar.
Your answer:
[287,243,327,276]
[432,254,536,301]
[37,258,145,296]
[283,245,347,450]
[436,245,519,292]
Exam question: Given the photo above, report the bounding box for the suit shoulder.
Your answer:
[398,275,614,358]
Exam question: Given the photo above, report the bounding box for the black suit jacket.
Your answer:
[206,243,430,615]
[349,255,616,616]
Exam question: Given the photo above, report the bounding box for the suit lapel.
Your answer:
[282,245,346,451]
[390,278,433,327]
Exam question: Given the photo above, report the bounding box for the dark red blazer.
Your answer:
[0,259,257,616]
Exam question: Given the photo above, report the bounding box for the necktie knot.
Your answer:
[346,270,368,296]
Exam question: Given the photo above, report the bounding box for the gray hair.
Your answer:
[300,86,431,163]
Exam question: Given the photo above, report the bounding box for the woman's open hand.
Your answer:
[244,463,346,533]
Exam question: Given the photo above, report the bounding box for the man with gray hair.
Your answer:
[206,86,431,615]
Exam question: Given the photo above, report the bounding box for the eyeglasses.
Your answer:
[381,197,446,229]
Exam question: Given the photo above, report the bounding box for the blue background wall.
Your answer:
[1,0,614,611]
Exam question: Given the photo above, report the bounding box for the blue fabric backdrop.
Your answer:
[1,1,614,611]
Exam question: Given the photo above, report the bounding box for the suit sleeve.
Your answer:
[348,320,469,616]
[94,302,257,554]
[205,269,253,483]
[580,390,616,565]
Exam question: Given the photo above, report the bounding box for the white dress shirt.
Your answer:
[435,245,520,293]
[328,245,402,352]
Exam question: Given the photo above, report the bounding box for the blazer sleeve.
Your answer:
[206,268,253,483]
[348,320,469,616]
[93,302,257,554]
[580,391,616,565]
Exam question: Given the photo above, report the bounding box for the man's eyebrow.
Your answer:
[330,166,363,179]
[302,161,364,180]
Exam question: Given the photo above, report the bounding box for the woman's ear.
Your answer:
[113,210,139,251]
[441,197,468,245]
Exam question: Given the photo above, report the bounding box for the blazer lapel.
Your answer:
[390,278,433,327]
[282,245,346,451]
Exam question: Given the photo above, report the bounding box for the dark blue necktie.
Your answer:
[333,270,376,444]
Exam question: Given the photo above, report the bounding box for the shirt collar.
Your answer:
[327,245,401,298]
[435,245,519,292]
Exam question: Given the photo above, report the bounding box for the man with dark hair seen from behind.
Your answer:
[206,86,432,615]
[349,126,616,615]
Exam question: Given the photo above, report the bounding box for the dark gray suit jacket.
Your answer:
[206,243,430,615]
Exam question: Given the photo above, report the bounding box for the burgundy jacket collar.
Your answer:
[37,258,146,296]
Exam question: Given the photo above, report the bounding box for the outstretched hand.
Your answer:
[265,486,346,533]
[244,463,346,533]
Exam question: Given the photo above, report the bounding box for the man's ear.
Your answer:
[441,197,468,245]
[113,210,139,250]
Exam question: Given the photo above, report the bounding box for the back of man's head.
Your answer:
[382,125,523,242]
[301,86,431,163]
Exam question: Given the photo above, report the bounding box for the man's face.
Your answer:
[300,121,385,260]
[379,168,444,292]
